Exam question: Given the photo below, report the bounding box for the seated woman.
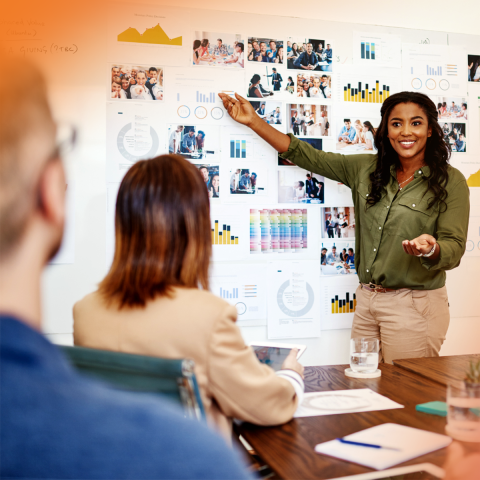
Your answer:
[73,155,304,440]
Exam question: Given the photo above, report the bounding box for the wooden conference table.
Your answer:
[394,354,480,387]
[236,360,479,480]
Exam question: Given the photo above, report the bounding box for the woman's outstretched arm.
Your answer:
[218,92,291,153]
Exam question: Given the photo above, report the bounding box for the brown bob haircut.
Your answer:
[99,154,211,307]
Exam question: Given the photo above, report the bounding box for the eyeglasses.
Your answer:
[47,123,77,162]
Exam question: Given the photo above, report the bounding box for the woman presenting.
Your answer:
[219,91,469,364]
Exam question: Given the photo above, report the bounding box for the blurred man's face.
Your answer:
[149,70,157,79]
[200,168,209,181]
[307,44,313,54]
[345,121,351,129]
[112,67,120,77]
[260,43,267,53]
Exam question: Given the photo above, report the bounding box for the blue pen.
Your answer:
[336,438,401,451]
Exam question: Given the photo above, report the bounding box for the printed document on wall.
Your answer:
[267,261,320,339]
[402,44,467,96]
[353,32,401,68]
[209,264,267,326]
[106,102,164,182]
[107,3,189,66]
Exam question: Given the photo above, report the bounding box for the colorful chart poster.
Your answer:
[209,264,267,326]
[267,261,321,339]
[402,44,468,96]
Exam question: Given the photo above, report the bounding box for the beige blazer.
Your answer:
[73,287,299,439]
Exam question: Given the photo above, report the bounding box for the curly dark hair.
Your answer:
[367,91,451,211]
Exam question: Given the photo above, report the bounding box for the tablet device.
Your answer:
[250,342,306,371]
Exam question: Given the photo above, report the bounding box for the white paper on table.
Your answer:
[294,389,403,418]
[315,423,452,471]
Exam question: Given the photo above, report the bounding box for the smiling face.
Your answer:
[211,175,219,188]
[121,78,130,90]
[260,42,267,53]
[307,43,313,54]
[136,72,146,86]
[387,102,432,163]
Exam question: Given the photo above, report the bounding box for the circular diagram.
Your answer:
[425,78,436,90]
[177,105,190,118]
[235,302,247,315]
[117,123,159,161]
[195,106,208,119]
[304,393,371,411]
[276,280,314,317]
[439,79,450,91]
[211,107,224,120]
[411,78,422,90]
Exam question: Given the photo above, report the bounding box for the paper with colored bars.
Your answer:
[250,208,307,254]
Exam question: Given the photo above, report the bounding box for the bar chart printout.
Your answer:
[342,80,391,103]
[230,139,247,158]
[331,291,357,314]
[210,264,267,323]
[211,220,239,245]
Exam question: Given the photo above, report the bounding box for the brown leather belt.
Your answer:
[361,283,397,293]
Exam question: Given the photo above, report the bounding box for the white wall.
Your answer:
[10,0,477,364]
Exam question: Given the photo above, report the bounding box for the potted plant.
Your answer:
[465,359,480,389]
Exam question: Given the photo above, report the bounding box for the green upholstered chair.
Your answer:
[60,346,205,421]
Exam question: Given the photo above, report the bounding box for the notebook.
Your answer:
[314,423,452,470]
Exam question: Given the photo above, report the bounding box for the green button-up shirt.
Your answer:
[280,134,470,290]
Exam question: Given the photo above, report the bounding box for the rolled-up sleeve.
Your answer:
[280,134,374,188]
[421,178,470,271]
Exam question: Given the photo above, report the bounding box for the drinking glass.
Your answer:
[350,338,379,373]
[446,382,480,442]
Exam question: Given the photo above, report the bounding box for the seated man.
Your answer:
[293,43,320,71]
[338,119,356,144]
[0,54,250,480]
[455,133,466,152]
[326,246,340,264]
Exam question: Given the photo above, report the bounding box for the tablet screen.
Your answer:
[252,346,292,371]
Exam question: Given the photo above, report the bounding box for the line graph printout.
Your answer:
[402,44,467,96]
[209,264,267,326]
[107,3,189,65]
[267,261,320,339]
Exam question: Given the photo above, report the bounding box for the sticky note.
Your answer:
[416,401,448,417]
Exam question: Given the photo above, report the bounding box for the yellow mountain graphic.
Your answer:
[118,24,182,46]
[467,169,480,187]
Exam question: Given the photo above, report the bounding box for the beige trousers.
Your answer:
[351,285,450,364]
